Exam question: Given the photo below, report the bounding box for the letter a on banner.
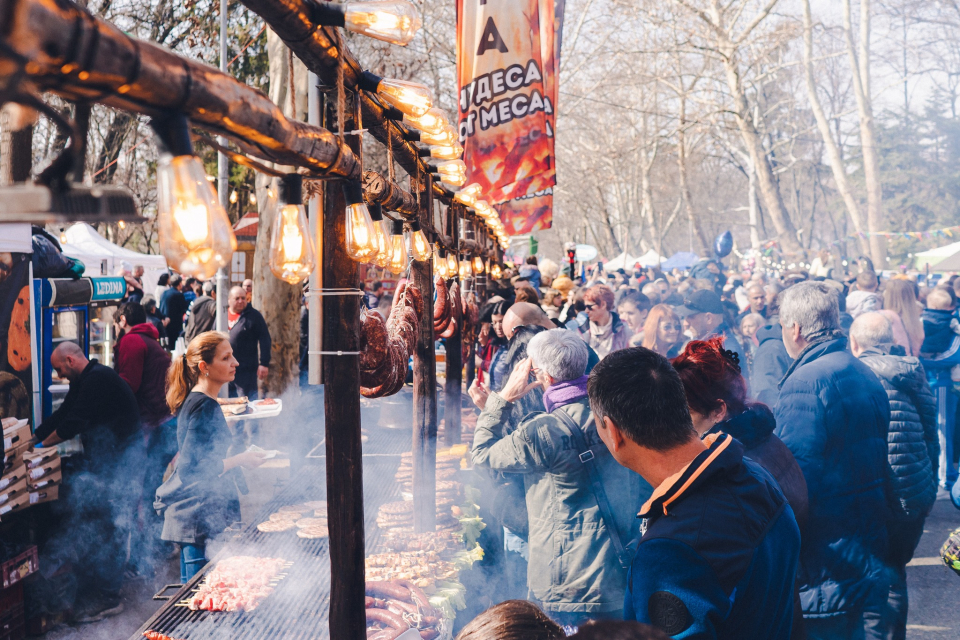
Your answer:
[457,0,557,207]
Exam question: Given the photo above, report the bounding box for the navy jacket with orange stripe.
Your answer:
[624,433,801,639]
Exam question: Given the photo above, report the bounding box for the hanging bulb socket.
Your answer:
[279,173,303,206]
[357,72,432,117]
[308,0,422,46]
[368,204,389,268]
[391,218,405,236]
[151,112,193,157]
[402,129,421,142]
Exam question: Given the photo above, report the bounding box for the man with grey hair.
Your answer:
[851,312,939,640]
[472,329,649,626]
[183,280,217,342]
[774,282,892,638]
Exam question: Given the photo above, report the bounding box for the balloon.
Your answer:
[714,230,733,258]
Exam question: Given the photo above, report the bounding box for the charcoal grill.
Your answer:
[132,424,410,640]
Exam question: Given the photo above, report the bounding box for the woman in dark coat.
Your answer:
[156,332,266,582]
[672,336,809,639]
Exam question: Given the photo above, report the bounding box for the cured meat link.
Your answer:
[369,629,406,640]
[365,580,412,601]
[398,580,441,618]
[366,606,411,630]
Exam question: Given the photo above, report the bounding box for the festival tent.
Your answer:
[602,252,637,270]
[914,241,960,271]
[925,245,960,272]
[661,252,699,271]
[61,222,168,292]
[636,249,665,267]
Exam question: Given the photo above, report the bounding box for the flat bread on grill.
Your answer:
[269,512,302,522]
[304,501,327,510]
[278,503,311,513]
[296,517,328,529]
[297,525,330,539]
[257,520,297,532]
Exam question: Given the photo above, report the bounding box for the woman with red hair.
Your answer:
[640,304,684,358]
[672,337,809,639]
[582,285,632,359]
[671,336,808,532]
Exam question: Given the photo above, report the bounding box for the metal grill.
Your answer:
[132,419,412,640]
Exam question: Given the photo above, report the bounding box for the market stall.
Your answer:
[61,223,169,292]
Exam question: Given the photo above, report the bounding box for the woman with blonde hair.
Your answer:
[882,279,925,356]
[641,304,684,358]
[156,331,266,583]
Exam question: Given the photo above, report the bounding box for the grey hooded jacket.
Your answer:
[857,346,940,521]
[472,393,652,613]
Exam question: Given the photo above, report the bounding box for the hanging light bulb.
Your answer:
[454,183,482,207]
[420,142,464,160]
[152,113,236,279]
[446,251,459,275]
[474,200,494,219]
[459,259,473,279]
[229,190,238,204]
[433,245,447,277]
[406,220,432,261]
[342,181,379,261]
[309,0,422,46]
[59,228,67,244]
[386,219,408,274]
[418,125,458,146]
[402,108,447,135]
[249,192,257,205]
[117,220,126,230]
[490,263,502,279]
[368,203,390,268]
[268,174,316,284]
[430,159,467,187]
[358,72,432,117]
[472,255,485,274]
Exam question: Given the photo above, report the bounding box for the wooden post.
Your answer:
[412,174,438,532]
[443,206,463,446]
[323,118,366,639]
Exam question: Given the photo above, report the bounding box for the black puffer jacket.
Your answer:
[857,346,940,521]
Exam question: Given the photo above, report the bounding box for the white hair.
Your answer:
[850,312,894,350]
[527,329,589,383]
[779,281,840,340]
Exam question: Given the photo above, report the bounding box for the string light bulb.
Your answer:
[420,142,463,160]
[490,263,502,279]
[446,251,459,275]
[152,113,236,279]
[309,0,422,46]
[117,220,126,230]
[406,220,432,261]
[358,72,432,117]
[418,126,458,146]
[459,259,473,279]
[433,246,447,277]
[402,108,447,135]
[386,219,408,274]
[368,204,389,268]
[268,174,316,284]
[472,255,485,274]
[249,192,257,205]
[430,159,467,187]
[454,183,482,207]
[59,228,67,244]
[229,190,238,204]
[342,181,379,261]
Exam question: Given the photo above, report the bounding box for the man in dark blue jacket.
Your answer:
[774,281,892,639]
[589,347,800,639]
[750,316,790,407]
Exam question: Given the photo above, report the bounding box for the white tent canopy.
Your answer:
[603,252,637,270]
[914,241,960,270]
[636,249,665,267]
[62,223,168,294]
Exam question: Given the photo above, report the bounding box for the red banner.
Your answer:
[456,0,560,210]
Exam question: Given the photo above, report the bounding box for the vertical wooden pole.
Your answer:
[444,205,463,447]
[412,174,438,532]
[324,116,366,640]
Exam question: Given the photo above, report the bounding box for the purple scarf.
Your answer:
[543,375,590,413]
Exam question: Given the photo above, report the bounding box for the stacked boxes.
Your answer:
[0,419,61,519]
[22,449,60,507]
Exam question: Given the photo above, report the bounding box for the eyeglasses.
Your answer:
[585,303,598,310]
[662,323,682,330]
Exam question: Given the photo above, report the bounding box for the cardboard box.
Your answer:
[26,457,59,483]
[28,469,60,490]
[0,465,26,492]
[21,447,57,469]
[1,546,38,588]
[28,485,58,506]
[2,422,30,452]
[0,489,28,519]
[3,442,30,473]
[0,477,27,507]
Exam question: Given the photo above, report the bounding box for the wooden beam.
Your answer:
[362,170,419,217]
[322,120,366,638]
[444,204,463,447]
[412,174,438,533]
[0,0,359,179]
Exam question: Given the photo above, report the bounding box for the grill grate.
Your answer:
[132,444,408,640]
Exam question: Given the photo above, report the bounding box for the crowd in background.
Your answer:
[453,253,956,640]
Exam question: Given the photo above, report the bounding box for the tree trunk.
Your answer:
[718,44,800,253]
[747,156,761,249]
[677,100,710,255]
[251,29,309,397]
[802,0,870,256]
[843,0,885,267]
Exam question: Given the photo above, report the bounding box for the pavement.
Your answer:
[906,491,960,639]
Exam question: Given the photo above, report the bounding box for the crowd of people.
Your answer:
[459,255,953,640]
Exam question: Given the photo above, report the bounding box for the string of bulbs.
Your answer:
[151,0,508,285]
